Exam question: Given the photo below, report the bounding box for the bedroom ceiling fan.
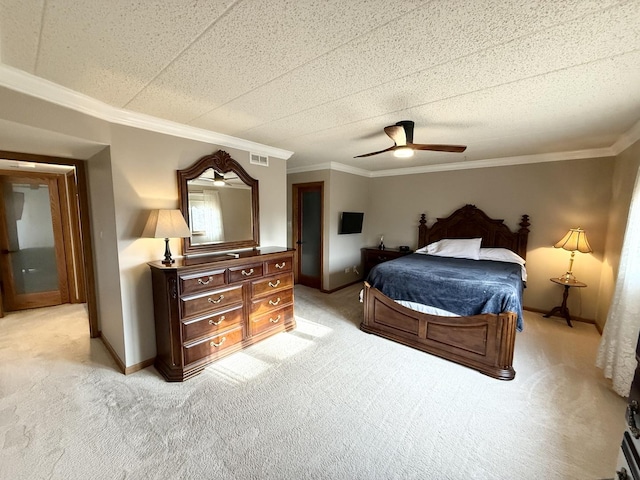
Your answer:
[354,120,467,158]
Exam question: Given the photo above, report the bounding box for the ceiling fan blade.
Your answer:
[383,125,406,146]
[411,143,467,153]
[354,145,397,158]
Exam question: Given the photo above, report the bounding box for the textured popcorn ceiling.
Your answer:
[1,0,639,172]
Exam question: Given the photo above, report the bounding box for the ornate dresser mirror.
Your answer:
[178,150,259,255]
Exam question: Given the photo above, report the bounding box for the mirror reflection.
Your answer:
[179,150,259,255]
[187,168,253,246]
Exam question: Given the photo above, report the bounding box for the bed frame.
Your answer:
[361,204,530,380]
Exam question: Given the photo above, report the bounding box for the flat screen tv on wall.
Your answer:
[339,212,364,234]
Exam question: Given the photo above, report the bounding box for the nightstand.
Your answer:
[543,277,587,327]
[362,247,413,278]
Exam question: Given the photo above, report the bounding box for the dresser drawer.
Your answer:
[182,305,244,343]
[249,305,294,336]
[181,285,243,318]
[265,257,292,275]
[228,263,263,283]
[183,326,243,365]
[179,269,226,296]
[251,273,293,298]
[250,288,293,317]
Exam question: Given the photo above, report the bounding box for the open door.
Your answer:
[292,182,323,289]
[0,173,70,311]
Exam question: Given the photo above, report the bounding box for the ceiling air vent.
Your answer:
[250,153,269,167]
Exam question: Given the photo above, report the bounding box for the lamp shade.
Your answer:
[553,227,593,253]
[142,209,191,239]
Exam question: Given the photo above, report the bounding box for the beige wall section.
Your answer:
[367,157,616,321]
[219,187,252,241]
[328,170,369,290]
[108,125,287,366]
[0,84,288,368]
[596,139,640,330]
[85,146,126,360]
[0,86,111,147]
[287,169,369,291]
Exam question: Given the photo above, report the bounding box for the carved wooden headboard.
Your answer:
[417,204,530,259]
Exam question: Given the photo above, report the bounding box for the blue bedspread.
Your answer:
[367,253,524,331]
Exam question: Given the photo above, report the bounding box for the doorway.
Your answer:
[0,173,71,310]
[292,182,323,289]
[0,151,98,337]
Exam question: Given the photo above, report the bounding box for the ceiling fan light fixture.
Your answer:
[213,171,226,186]
[393,147,414,158]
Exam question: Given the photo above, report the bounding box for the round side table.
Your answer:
[543,277,587,327]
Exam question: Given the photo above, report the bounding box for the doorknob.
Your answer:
[296,240,304,245]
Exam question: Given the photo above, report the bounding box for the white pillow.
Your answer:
[478,248,526,266]
[479,247,527,281]
[416,238,482,260]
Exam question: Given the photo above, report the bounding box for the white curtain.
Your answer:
[596,166,640,396]
[190,190,224,243]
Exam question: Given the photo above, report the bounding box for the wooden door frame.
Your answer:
[292,181,324,290]
[0,150,98,337]
[63,170,86,303]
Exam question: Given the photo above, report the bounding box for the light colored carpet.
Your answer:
[0,284,626,479]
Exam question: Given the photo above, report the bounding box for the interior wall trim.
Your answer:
[0,64,293,160]
[288,147,618,178]
[99,332,125,374]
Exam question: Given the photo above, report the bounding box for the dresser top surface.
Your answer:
[148,246,293,270]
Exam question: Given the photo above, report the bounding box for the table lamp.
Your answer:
[142,209,192,265]
[553,227,592,282]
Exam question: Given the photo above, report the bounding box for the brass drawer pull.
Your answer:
[209,315,225,326]
[269,280,281,288]
[275,262,286,269]
[241,269,254,276]
[198,276,213,285]
[210,337,226,348]
[268,297,281,306]
[269,315,281,324]
[208,294,224,304]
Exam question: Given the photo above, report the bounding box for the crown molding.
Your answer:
[287,147,616,177]
[287,162,372,177]
[327,162,372,177]
[286,162,332,174]
[369,147,616,177]
[0,64,293,160]
[611,119,640,155]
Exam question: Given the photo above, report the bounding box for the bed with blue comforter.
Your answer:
[360,204,530,381]
[366,253,525,331]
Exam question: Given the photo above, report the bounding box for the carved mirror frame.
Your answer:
[178,150,260,255]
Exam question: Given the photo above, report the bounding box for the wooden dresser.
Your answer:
[149,247,295,381]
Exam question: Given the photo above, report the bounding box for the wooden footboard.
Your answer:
[361,282,517,380]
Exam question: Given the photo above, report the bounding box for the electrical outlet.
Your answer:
[344,267,350,273]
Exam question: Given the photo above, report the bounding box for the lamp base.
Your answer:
[162,238,175,265]
[558,272,576,283]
